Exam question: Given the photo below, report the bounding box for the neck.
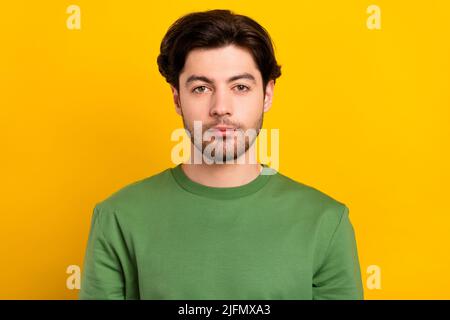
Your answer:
[181,143,262,188]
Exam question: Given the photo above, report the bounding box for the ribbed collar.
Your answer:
[170,163,275,200]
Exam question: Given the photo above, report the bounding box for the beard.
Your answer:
[181,110,264,164]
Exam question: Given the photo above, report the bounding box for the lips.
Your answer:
[212,126,236,131]
[210,126,236,137]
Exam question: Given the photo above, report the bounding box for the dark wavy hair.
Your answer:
[157,9,282,93]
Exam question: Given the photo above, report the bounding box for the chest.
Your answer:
[136,213,314,299]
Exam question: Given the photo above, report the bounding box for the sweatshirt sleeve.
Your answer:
[79,204,128,300]
[312,205,364,300]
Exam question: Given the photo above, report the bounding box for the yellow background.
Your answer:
[1,1,449,299]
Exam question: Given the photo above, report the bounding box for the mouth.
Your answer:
[210,126,237,136]
[212,126,236,131]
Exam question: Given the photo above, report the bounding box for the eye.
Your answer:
[192,86,210,94]
[234,84,250,92]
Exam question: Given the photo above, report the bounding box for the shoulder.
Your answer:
[93,166,173,218]
[271,170,347,209]
[270,170,349,224]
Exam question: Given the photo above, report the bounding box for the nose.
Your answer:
[209,86,233,118]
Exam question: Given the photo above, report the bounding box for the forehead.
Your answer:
[180,44,261,82]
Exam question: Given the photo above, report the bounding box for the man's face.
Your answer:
[171,44,274,163]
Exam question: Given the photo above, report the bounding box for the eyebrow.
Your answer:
[185,73,257,87]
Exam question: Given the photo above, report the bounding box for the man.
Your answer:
[79,9,364,300]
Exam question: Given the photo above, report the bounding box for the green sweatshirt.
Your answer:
[79,163,364,300]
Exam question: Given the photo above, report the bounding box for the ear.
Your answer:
[170,85,182,116]
[263,80,275,112]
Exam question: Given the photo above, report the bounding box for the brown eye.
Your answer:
[193,86,210,94]
[235,84,249,92]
